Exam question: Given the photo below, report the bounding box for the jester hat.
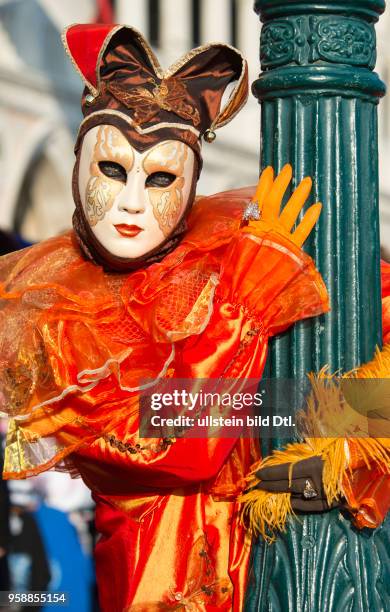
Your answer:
[62,24,249,270]
[63,23,249,163]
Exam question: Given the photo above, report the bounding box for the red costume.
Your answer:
[1,23,389,612]
[0,189,329,610]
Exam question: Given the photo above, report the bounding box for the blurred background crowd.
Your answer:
[0,0,389,610]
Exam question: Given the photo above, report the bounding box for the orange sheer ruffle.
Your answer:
[0,192,250,421]
[1,187,328,480]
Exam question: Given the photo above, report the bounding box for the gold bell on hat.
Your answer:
[204,129,216,143]
[85,93,97,106]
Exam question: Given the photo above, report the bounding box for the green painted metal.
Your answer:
[246,0,390,610]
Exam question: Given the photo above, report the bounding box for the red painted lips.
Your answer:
[114,224,143,237]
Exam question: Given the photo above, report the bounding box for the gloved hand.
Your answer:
[242,164,322,247]
[253,456,343,513]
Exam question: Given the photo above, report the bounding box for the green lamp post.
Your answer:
[246,1,390,610]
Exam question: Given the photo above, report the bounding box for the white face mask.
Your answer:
[78,125,196,259]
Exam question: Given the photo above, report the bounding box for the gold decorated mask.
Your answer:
[78,125,196,259]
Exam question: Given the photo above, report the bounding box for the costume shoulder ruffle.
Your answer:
[0,189,255,478]
[0,189,254,422]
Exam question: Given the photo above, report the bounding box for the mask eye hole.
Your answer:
[98,161,127,183]
[145,171,176,188]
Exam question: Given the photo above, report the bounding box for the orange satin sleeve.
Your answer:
[216,229,329,336]
[342,438,390,528]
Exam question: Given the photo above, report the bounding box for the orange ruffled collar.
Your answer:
[0,188,254,422]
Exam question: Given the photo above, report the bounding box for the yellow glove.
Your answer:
[242,164,322,247]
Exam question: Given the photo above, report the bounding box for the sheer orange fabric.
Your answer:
[1,188,329,611]
[382,259,390,343]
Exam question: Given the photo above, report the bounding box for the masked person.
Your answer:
[1,25,389,612]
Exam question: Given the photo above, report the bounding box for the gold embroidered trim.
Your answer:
[166,273,219,342]
[107,78,201,127]
[104,433,175,455]
[77,109,201,139]
[139,120,200,138]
